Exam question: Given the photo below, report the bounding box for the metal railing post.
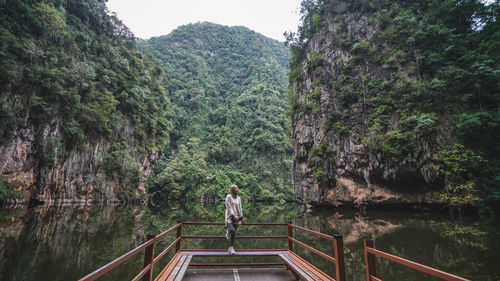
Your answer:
[175,221,183,253]
[333,234,347,281]
[364,240,376,281]
[142,234,156,281]
[287,222,293,251]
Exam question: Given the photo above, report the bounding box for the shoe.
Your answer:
[228,246,235,255]
[226,229,230,240]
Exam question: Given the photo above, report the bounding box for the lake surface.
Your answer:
[0,202,499,281]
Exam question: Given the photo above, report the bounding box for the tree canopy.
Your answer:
[139,22,293,202]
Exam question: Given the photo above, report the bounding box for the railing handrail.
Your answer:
[289,237,336,263]
[78,223,182,281]
[78,239,155,281]
[364,239,470,281]
[156,222,182,239]
[289,223,337,241]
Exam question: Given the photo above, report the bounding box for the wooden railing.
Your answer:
[363,240,470,281]
[78,221,346,281]
[288,222,346,281]
[79,222,182,281]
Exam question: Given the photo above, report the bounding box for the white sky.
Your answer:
[106,0,303,42]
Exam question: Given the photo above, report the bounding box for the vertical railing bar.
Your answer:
[285,221,300,280]
[175,221,183,253]
[142,234,156,281]
[333,234,347,281]
[287,222,293,252]
[364,240,376,281]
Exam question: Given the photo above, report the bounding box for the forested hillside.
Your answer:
[138,23,293,202]
[0,0,170,203]
[288,0,500,209]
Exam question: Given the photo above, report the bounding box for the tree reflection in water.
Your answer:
[0,203,498,281]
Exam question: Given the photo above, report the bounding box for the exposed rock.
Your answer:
[0,113,158,205]
[291,11,445,207]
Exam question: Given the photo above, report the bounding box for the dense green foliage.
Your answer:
[139,23,292,202]
[0,175,23,201]
[0,0,171,201]
[1,0,170,150]
[289,0,500,207]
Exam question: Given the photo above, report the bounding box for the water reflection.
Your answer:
[0,203,498,281]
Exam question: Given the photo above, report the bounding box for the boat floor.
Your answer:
[183,268,296,281]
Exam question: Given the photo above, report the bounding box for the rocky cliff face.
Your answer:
[0,1,169,205]
[290,9,447,207]
[0,112,158,204]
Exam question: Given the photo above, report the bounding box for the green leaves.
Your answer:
[0,175,24,200]
[434,144,485,177]
[102,142,142,200]
[81,90,118,135]
[141,22,292,202]
[153,138,208,200]
[433,144,486,206]
[33,2,67,42]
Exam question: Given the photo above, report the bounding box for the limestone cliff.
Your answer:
[289,1,498,207]
[0,113,158,204]
[0,0,169,204]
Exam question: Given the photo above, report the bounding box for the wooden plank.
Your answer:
[166,255,188,281]
[289,255,322,280]
[166,254,187,281]
[280,254,311,281]
[279,253,315,281]
[155,253,181,281]
[283,254,319,281]
[284,252,330,281]
[174,255,193,281]
[288,251,335,281]
[284,254,321,280]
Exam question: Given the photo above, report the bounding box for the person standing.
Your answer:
[225,184,244,254]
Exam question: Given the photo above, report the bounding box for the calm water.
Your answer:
[0,202,499,281]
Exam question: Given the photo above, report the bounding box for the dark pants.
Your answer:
[227,223,238,246]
